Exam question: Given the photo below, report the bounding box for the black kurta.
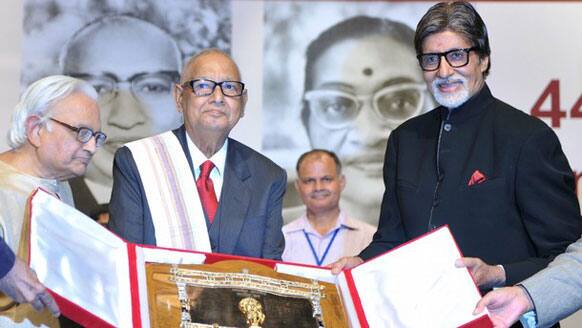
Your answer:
[360,84,582,286]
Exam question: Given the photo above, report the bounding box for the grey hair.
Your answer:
[8,75,98,149]
[414,1,491,77]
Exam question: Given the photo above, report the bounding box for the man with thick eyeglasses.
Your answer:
[108,49,287,260]
[48,118,107,148]
[285,16,432,230]
[417,47,478,72]
[60,14,183,223]
[0,75,102,326]
[332,3,581,326]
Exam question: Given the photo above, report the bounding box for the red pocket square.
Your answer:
[468,170,486,186]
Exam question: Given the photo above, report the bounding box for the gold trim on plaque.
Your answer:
[146,260,347,328]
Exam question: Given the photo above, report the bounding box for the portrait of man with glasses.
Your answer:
[59,14,184,220]
[282,15,433,226]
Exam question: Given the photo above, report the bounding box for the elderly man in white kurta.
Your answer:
[0,75,103,327]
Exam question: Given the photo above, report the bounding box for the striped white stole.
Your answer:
[126,131,211,252]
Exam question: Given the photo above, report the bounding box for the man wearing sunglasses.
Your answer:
[332,1,581,307]
[0,75,103,326]
[108,49,286,260]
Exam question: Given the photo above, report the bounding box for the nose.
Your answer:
[437,56,455,78]
[107,89,147,129]
[209,84,225,105]
[82,135,98,155]
[344,101,387,149]
[314,179,324,191]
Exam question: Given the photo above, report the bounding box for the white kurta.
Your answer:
[0,160,73,328]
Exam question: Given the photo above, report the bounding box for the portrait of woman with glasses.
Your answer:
[285,15,434,225]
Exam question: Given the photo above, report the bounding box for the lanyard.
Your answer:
[303,228,340,266]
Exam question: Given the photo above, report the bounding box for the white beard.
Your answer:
[431,75,470,109]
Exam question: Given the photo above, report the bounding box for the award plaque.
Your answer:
[27,190,492,327]
[146,260,348,328]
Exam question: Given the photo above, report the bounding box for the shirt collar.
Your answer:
[289,210,359,235]
[186,135,228,178]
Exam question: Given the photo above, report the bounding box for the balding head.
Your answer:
[180,48,241,83]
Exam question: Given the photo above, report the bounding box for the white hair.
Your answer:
[8,75,98,149]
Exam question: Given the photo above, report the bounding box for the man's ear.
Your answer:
[339,174,346,191]
[26,116,43,147]
[480,56,490,74]
[174,83,184,113]
[294,178,301,193]
[240,91,248,118]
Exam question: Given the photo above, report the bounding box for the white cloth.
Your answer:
[126,131,211,251]
[0,161,73,251]
[0,160,73,328]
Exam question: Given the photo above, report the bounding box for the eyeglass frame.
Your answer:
[67,71,180,104]
[181,79,246,97]
[416,47,479,72]
[303,82,427,130]
[48,118,107,147]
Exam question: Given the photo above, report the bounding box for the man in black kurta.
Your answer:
[332,1,582,296]
[360,84,581,287]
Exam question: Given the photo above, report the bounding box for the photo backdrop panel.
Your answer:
[262,1,434,225]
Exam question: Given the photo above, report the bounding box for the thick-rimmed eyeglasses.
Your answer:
[182,79,245,97]
[304,83,426,129]
[49,118,107,147]
[69,71,179,104]
[417,47,478,71]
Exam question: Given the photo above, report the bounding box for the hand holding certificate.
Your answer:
[336,226,493,328]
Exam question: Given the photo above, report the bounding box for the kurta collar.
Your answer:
[439,84,494,123]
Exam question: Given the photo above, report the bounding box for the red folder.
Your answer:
[26,188,491,327]
[336,226,492,328]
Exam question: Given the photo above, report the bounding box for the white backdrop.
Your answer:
[0,0,581,325]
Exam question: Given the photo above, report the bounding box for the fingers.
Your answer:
[329,257,363,275]
[30,294,44,312]
[29,291,60,317]
[454,258,466,268]
[473,293,491,315]
[41,292,61,317]
[329,259,347,275]
[455,257,479,268]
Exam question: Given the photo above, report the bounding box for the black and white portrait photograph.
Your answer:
[262,1,434,225]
